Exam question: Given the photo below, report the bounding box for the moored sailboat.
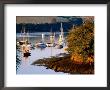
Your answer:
[22,43,31,57]
[36,33,47,48]
[17,24,31,57]
[17,24,29,46]
[56,23,64,49]
[46,32,56,47]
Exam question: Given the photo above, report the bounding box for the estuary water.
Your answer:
[16,32,68,74]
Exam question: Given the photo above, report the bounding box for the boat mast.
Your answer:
[27,31,29,44]
[23,24,25,42]
[54,32,55,43]
[60,22,64,39]
[50,27,53,56]
[42,33,44,43]
[50,28,54,44]
[58,22,64,45]
[20,29,22,40]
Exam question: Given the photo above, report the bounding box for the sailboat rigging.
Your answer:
[56,23,64,49]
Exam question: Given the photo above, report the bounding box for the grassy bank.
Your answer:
[32,54,94,74]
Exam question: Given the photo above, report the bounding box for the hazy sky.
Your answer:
[16,16,57,24]
[16,16,94,24]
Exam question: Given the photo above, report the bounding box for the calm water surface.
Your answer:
[16,32,68,74]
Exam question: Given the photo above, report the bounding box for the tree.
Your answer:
[66,20,94,64]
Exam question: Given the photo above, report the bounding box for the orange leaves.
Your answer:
[66,19,94,63]
[86,55,94,65]
[71,53,83,64]
[71,53,94,65]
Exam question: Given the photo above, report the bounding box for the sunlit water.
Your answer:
[16,32,68,74]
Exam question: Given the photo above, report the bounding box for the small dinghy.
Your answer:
[36,41,47,48]
[24,52,31,57]
[56,44,63,49]
[22,44,31,57]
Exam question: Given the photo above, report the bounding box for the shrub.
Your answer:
[66,19,94,64]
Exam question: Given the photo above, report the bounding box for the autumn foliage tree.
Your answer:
[66,19,94,64]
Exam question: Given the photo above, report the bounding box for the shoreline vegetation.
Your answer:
[32,53,94,74]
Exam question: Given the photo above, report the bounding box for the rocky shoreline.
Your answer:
[32,54,94,74]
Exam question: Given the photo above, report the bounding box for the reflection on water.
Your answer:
[16,32,68,74]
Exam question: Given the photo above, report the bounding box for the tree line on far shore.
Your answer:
[16,18,83,33]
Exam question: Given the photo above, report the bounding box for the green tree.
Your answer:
[66,20,94,64]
